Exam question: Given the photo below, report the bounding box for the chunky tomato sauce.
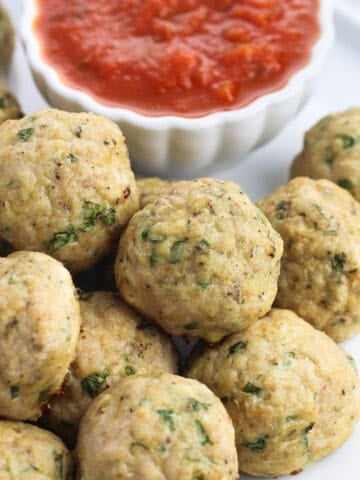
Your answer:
[36,0,319,117]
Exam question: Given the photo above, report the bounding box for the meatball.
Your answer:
[0,109,138,272]
[257,177,360,341]
[0,420,73,479]
[76,373,238,480]
[40,291,178,447]
[188,309,360,477]
[0,251,80,421]
[0,5,14,73]
[291,108,360,201]
[115,178,283,343]
[136,177,173,209]
[0,81,22,125]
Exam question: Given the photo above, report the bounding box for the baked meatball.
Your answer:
[40,291,178,447]
[257,177,360,341]
[76,373,238,480]
[291,108,360,201]
[0,109,138,272]
[115,178,283,343]
[0,81,22,124]
[188,309,360,477]
[0,421,73,479]
[136,177,173,209]
[0,5,14,73]
[0,251,80,421]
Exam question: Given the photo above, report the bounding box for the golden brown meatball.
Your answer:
[188,309,360,477]
[115,178,283,343]
[0,251,80,421]
[0,109,138,272]
[291,108,360,201]
[76,373,238,480]
[0,421,73,479]
[136,177,173,209]
[258,177,360,341]
[0,5,14,73]
[0,81,22,124]
[40,291,178,447]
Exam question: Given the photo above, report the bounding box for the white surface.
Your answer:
[2,1,360,478]
[19,0,333,175]
[336,0,360,28]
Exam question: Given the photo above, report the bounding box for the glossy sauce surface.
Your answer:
[36,0,319,117]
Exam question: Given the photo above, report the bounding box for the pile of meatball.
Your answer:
[0,2,358,477]
[0,104,359,480]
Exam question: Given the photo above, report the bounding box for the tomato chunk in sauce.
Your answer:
[36,0,319,117]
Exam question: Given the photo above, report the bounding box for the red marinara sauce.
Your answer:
[35,0,319,118]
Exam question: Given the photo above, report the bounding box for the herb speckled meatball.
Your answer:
[0,251,80,421]
[291,108,360,201]
[136,177,173,209]
[0,421,73,479]
[0,5,14,73]
[0,81,22,124]
[0,109,138,272]
[40,291,178,446]
[76,373,238,480]
[188,309,360,477]
[115,178,283,343]
[258,177,360,341]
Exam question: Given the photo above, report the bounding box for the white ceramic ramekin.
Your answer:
[21,0,334,176]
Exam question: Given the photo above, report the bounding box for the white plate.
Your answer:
[335,0,360,28]
[3,1,360,479]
